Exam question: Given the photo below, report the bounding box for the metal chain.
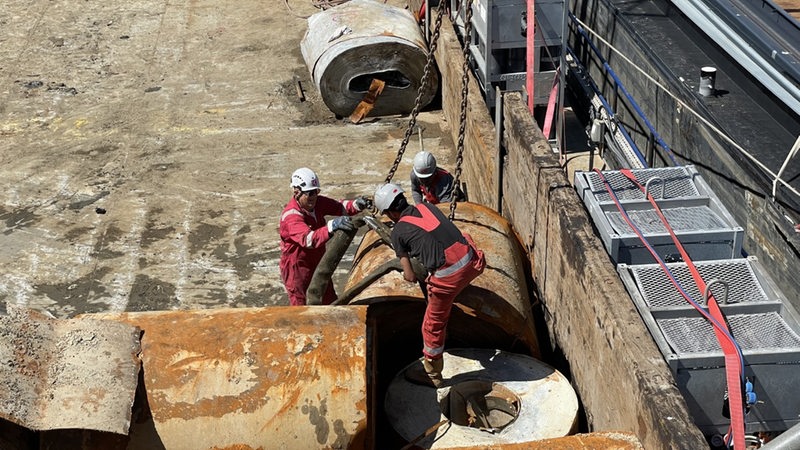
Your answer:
[385,4,446,184]
[449,0,472,221]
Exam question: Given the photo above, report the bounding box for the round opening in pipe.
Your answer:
[349,70,411,92]
[441,380,520,432]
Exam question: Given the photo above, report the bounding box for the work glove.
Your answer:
[353,196,370,211]
[328,216,355,232]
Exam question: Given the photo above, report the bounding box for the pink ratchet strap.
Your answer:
[603,168,746,449]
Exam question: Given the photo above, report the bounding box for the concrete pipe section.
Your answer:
[385,348,579,447]
[300,0,438,118]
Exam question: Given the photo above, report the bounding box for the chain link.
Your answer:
[449,0,472,221]
[385,3,446,184]
[384,0,474,224]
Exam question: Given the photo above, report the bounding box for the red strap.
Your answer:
[542,68,561,139]
[618,169,745,449]
[398,204,440,232]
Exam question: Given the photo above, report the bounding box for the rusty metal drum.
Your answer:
[83,307,370,450]
[345,202,541,358]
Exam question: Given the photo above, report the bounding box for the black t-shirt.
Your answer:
[390,204,466,272]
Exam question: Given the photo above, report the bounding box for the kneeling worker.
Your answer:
[410,151,463,205]
[374,183,486,387]
[279,167,368,306]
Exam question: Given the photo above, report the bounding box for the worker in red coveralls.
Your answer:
[279,167,368,306]
[409,151,464,205]
[373,183,485,387]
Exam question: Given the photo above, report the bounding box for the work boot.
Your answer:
[404,357,444,388]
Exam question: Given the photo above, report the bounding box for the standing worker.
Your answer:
[279,167,368,306]
[409,150,463,205]
[374,183,485,387]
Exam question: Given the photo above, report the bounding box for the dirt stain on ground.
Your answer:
[233,287,280,307]
[99,224,125,247]
[214,234,261,282]
[140,225,176,251]
[35,267,112,316]
[1,206,40,235]
[74,143,118,157]
[63,226,94,242]
[289,63,357,126]
[189,222,227,256]
[140,207,176,249]
[128,275,178,312]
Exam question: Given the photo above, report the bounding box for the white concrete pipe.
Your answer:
[300,0,438,117]
[385,348,579,447]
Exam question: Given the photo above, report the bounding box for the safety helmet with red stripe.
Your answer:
[290,167,321,192]
[374,183,405,213]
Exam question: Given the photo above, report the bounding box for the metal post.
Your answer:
[646,132,655,168]
[495,86,504,213]
[698,66,716,97]
[557,0,567,163]
[526,0,535,113]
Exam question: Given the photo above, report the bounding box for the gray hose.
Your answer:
[313,212,428,305]
[306,214,366,305]
[331,258,404,305]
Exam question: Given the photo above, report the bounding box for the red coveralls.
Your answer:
[396,204,486,360]
[279,195,360,306]
[419,169,447,203]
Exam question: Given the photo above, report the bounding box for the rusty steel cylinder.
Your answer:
[345,202,541,358]
[70,307,370,450]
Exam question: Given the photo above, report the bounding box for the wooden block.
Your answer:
[349,78,386,123]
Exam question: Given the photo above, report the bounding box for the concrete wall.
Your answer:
[432,11,710,450]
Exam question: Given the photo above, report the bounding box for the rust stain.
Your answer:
[348,202,541,357]
[96,307,369,434]
[258,385,302,434]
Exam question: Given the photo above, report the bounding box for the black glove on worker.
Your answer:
[354,196,370,211]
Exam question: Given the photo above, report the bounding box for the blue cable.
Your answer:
[566,47,648,167]
[570,13,680,166]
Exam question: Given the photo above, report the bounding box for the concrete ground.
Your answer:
[0,0,455,317]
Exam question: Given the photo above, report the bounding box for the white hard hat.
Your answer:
[290,167,321,192]
[413,151,436,179]
[374,183,405,212]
